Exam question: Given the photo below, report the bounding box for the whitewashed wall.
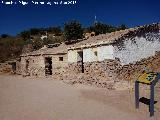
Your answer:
[68,46,114,63]
[68,50,78,63]
[114,31,160,65]
[68,31,160,64]
[97,45,114,61]
[83,48,98,62]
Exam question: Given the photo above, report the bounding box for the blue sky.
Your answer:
[0,0,160,35]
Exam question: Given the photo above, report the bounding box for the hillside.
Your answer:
[0,21,127,62]
[0,36,24,62]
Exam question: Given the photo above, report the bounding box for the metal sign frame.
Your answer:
[135,73,160,117]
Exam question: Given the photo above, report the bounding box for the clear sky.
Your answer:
[0,0,160,36]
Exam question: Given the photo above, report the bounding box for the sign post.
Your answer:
[135,72,160,117]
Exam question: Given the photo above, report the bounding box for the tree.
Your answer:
[30,28,41,35]
[46,26,62,36]
[89,22,117,35]
[1,34,9,38]
[83,27,92,34]
[20,31,30,40]
[118,24,127,30]
[90,22,107,35]
[64,20,83,42]
[43,35,65,45]
[32,38,44,50]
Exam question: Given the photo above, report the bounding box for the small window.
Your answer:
[94,51,98,56]
[59,57,63,61]
[33,60,34,63]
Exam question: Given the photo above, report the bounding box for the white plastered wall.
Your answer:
[68,45,115,63]
[113,31,160,65]
[83,48,98,62]
[97,45,114,61]
[67,31,160,64]
[68,50,78,63]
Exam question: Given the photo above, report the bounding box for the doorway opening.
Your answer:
[12,62,16,74]
[45,57,52,75]
[77,51,84,73]
[25,59,29,75]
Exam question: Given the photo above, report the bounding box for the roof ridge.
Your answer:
[68,22,160,50]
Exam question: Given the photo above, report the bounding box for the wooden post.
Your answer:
[135,81,139,109]
[150,83,154,117]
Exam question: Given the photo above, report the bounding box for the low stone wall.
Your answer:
[64,51,160,89]
[65,59,122,89]
[84,59,122,80]
[52,66,69,80]
[117,51,160,81]
[80,59,121,88]
[0,63,12,74]
[68,62,84,74]
[19,51,160,89]
[16,60,21,75]
[29,66,45,77]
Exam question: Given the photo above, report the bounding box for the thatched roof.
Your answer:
[68,23,160,50]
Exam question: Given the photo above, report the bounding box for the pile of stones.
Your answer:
[63,51,160,89]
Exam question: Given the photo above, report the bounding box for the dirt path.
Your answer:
[0,75,158,120]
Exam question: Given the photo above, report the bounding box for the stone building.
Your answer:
[18,23,160,89]
[15,58,22,75]
[67,23,160,88]
[20,43,69,77]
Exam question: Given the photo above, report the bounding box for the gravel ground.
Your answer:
[0,75,158,120]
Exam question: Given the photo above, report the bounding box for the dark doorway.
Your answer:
[45,57,52,75]
[8,62,16,74]
[12,62,16,74]
[77,51,84,73]
[25,59,29,75]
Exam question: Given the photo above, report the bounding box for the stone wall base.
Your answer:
[20,51,160,90]
[63,51,160,89]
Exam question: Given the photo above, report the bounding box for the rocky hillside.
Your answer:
[0,36,24,62]
[0,21,126,62]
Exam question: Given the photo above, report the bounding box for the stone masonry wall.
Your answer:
[20,56,45,77]
[19,52,160,90]
[52,66,69,80]
[20,54,68,77]
[0,62,12,74]
[20,56,28,76]
[29,56,45,77]
[65,51,160,89]
[68,62,84,74]
[117,51,160,81]
[16,60,21,75]
[65,59,122,89]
